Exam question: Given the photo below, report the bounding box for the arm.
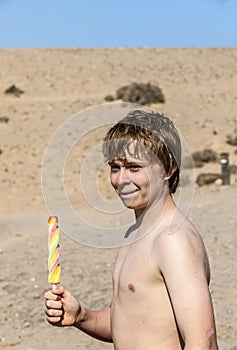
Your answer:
[45,286,113,343]
[75,304,112,342]
[157,227,218,349]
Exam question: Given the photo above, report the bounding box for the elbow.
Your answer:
[184,339,218,350]
[207,327,219,350]
[184,327,218,349]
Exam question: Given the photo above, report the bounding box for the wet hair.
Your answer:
[103,109,181,194]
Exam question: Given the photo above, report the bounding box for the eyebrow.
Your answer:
[108,159,148,166]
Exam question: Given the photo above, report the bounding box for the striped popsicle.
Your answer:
[48,216,60,289]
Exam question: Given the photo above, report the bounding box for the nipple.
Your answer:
[128,283,135,292]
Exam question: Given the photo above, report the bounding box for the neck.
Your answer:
[124,194,177,242]
[134,193,176,228]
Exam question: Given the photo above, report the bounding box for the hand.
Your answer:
[45,286,81,327]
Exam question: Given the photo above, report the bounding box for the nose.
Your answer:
[117,168,130,185]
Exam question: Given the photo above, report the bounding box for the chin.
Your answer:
[121,200,145,211]
[120,199,136,209]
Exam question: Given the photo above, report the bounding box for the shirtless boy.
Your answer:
[45,110,218,349]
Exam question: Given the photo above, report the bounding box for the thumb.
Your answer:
[52,285,65,296]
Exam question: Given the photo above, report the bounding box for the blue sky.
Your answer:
[0,0,236,48]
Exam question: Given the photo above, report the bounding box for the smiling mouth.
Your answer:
[119,190,137,196]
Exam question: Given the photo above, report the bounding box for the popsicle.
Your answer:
[48,216,60,290]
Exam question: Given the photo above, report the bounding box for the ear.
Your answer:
[164,174,171,181]
[164,168,175,181]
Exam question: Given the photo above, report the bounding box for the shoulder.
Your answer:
[154,217,203,249]
[152,218,210,280]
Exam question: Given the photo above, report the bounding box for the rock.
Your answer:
[226,131,237,146]
[23,321,30,328]
[0,116,9,123]
[215,178,222,186]
[104,94,114,101]
[4,85,24,97]
[196,173,221,186]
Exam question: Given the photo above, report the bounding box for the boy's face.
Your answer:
[108,149,167,213]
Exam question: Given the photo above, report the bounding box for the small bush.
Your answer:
[192,149,217,167]
[115,82,165,105]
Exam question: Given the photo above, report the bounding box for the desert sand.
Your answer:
[0,48,236,349]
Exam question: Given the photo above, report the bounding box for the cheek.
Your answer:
[146,173,165,192]
[134,172,151,188]
[110,173,116,188]
[110,172,121,190]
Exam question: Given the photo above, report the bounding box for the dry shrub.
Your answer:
[192,149,217,168]
[105,82,165,105]
[116,82,165,105]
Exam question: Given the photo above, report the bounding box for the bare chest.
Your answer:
[113,240,161,296]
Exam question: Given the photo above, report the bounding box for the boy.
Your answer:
[45,110,218,349]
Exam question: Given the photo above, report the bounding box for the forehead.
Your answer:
[109,155,147,166]
[109,145,150,163]
[106,139,151,159]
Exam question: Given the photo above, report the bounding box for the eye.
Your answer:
[109,164,120,173]
[128,165,142,172]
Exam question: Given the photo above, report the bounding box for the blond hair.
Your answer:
[103,110,181,194]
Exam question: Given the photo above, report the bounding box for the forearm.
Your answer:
[74,306,113,343]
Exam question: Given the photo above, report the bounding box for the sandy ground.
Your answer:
[0,48,236,349]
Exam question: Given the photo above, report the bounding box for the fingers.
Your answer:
[51,286,64,295]
[45,299,62,310]
[45,300,64,325]
[45,287,65,325]
[45,307,63,317]
[45,313,63,325]
[44,286,80,327]
[44,286,64,300]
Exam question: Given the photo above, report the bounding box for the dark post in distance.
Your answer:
[220,152,230,185]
